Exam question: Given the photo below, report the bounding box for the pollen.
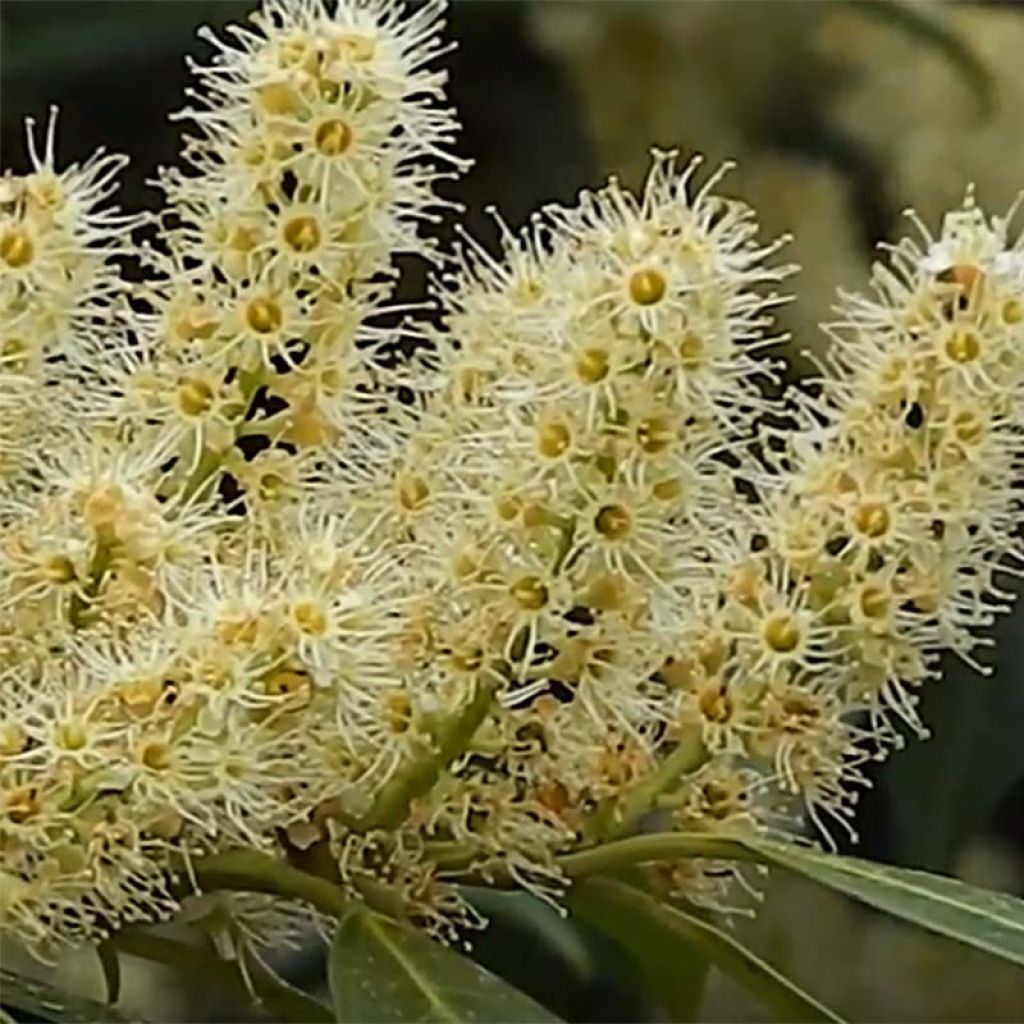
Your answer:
[54,721,87,751]
[43,554,77,584]
[398,475,430,511]
[315,118,353,156]
[953,411,984,445]
[511,575,549,611]
[138,739,173,772]
[858,584,891,620]
[450,645,484,672]
[574,347,609,383]
[1001,298,1023,325]
[283,214,321,253]
[698,683,733,724]
[628,267,667,306]
[853,501,891,539]
[176,377,215,418]
[0,228,34,268]
[290,598,329,637]
[678,331,705,368]
[635,416,674,454]
[594,503,631,540]
[537,421,571,458]
[245,296,284,334]
[762,612,803,655]
[944,329,981,363]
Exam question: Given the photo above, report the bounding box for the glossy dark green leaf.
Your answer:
[0,968,137,1023]
[747,839,1024,968]
[569,879,842,1023]
[327,906,562,1023]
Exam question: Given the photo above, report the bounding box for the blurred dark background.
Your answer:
[3,1,1024,1019]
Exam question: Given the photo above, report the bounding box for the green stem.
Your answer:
[180,446,224,504]
[559,832,758,879]
[113,930,332,1023]
[356,680,496,832]
[587,726,708,841]
[176,848,350,918]
[68,539,112,629]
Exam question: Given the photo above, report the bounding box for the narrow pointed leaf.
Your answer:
[569,879,842,1023]
[328,906,562,1023]
[745,839,1024,968]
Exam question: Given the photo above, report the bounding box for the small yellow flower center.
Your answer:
[43,555,76,584]
[450,645,485,672]
[945,329,981,364]
[140,740,173,772]
[283,214,321,253]
[257,81,304,116]
[652,477,683,501]
[291,599,328,637]
[678,332,705,368]
[398,475,430,511]
[175,306,218,342]
[511,575,549,611]
[176,378,215,418]
[217,614,260,646]
[319,79,341,103]
[315,118,353,156]
[384,692,413,734]
[245,297,284,334]
[54,722,87,751]
[264,667,311,700]
[628,267,667,306]
[574,347,609,384]
[339,32,376,62]
[0,336,29,372]
[698,684,733,724]
[853,501,891,539]
[258,471,288,501]
[5,785,39,824]
[537,422,571,458]
[858,585,890,620]
[1001,298,1023,325]
[0,229,34,268]
[635,416,673,454]
[594,504,631,541]
[953,411,984,445]
[494,493,521,522]
[762,612,802,655]
[0,723,27,757]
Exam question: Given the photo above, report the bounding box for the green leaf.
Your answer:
[96,940,121,1006]
[113,929,331,1024]
[0,968,137,1023]
[843,0,994,118]
[566,881,708,1022]
[877,635,1024,872]
[327,905,563,1023]
[746,839,1024,969]
[568,878,842,1023]
[562,831,1024,970]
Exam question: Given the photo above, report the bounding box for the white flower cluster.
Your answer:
[1,0,1022,961]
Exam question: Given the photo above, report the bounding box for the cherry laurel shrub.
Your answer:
[1,1,1023,1020]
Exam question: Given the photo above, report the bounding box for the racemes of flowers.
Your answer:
[1,0,1022,971]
